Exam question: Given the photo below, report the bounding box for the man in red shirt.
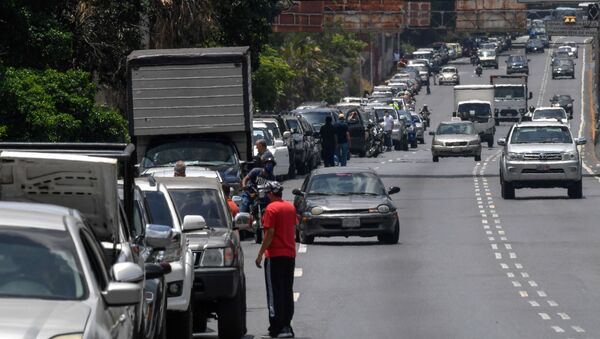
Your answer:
[255,181,297,338]
[222,184,239,217]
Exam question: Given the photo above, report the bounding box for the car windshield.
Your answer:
[307,172,386,195]
[436,123,474,135]
[510,126,573,144]
[494,87,525,99]
[442,68,456,73]
[457,103,491,117]
[144,191,175,227]
[143,140,236,168]
[262,121,281,139]
[553,59,573,67]
[253,128,274,146]
[559,47,571,53]
[508,56,525,62]
[170,189,228,228]
[286,119,302,133]
[479,50,495,57]
[553,95,571,102]
[299,111,333,129]
[533,109,567,120]
[0,227,86,300]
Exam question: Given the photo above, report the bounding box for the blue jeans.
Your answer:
[336,142,349,166]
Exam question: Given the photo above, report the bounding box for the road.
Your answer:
[201,36,600,339]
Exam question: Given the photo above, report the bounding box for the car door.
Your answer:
[346,109,366,154]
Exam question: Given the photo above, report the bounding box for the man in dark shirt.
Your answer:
[319,116,336,167]
[239,157,276,212]
[334,113,351,166]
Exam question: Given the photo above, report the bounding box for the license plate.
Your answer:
[536,164,551,172]
[342,218,360,228]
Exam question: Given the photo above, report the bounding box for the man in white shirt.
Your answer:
[383,111,394,151]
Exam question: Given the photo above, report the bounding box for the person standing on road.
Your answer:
[334,113,351,166]
[319,116,336,167]
[383,111,394,151]
[255,181,297,338]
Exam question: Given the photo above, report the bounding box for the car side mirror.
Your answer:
[292,188,304,196]
[103,281,142,307]
[497,138,506,146]
[111,262,144,284]
[282,131,291,139]
[233,212,252,231]
[145,224,173,250]
[388,186,401,195]
[528,92,533,99]
[429,131,435,136]
[182,215,206,232]
[576,137,587,145]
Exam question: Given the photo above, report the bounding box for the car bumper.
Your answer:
[432,144,481,157]
[439,77,458,84]
[496,109,523,121]
[502,160,582,184]
[507,67,528,74]
[165,258,193,311]
[553,70,574,77]
[193,267,241,301]
[300,212,398,238]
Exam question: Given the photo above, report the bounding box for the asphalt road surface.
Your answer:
[200,36,600,339]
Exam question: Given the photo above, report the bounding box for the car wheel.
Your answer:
[487,138,494,148]
[167,302,193,339]
[296,160,306,175]
[572,74,575,79]
[298,228,314,244]
[411,139,418,148]
[217,279,246,339]
[419,138,425,144]
[359,149,367,157]
[501,179,515,199]
[475,155,481,161]
[378,220,399,244]
[568,180,583,199]
[432,155,439,162]
[194,303,208,333]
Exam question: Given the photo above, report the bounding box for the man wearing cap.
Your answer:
[334,113,351,166]
[256,181,297,338]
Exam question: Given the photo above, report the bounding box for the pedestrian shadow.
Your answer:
[310,240,399,246]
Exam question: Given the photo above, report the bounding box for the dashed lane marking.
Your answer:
[294,268,303,277]
[293,292,300,302]
[298,244,307,253]
[558,313,571,320]
[539,313,551,320]
[551,326,565,333]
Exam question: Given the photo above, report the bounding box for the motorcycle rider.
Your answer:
[239,157,276,213]
[475,63,483,77]
[419,104,431,127]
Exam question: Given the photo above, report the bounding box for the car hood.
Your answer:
[186,228,232,250]
[0,299,90,339]
[306,194,390,211]
[0,151,119,241]
[507,143,575,153]
[435,134,479,143]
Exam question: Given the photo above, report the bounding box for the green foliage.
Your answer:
[252,46,296,112]
[0,67,128,142]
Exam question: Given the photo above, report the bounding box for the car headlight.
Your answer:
[153,247,182,263]
[432,139,444,146]
[310,206,324,215]
[507,152,524,161]
[562,151,578,160]
[200,247,234,267]
[51,335,83,339]
[452,74,458,79]
[376,204,390,213]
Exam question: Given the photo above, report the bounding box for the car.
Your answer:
[340,96,367,104]
[154,176,251,338]
[506,55,530,75]
[563,41,579,58]
[438,66,460,85]
[525,39,544,53]
[552,58,575,79]
[477,49,498,69]
[295,101,327,110]
[429,121,482,162]
[557,45,576,59]
[538,34,550,48]
[411,113,426,144]
[552,49,572,61]
[252,121,291,180]
[294,107,341,138]
[532,107,570,124]
[344,107,370,157]
[0,201,145,339]
[498,121,586,199]
[549,94,575,116]
[292,167,401,244]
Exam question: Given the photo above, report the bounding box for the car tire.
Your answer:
[394,140,402,151]
[419,138,425,144]
[572,74,575,79]
[359,149,367,157]
[568,180,583,199]
[411,139,418,148]
[194,303,208,333]
[501,179,515,199]
[432,155,439,162]
[167,302,193,339]
[475,155,481,161]
[487,138,494,148]
[217,279,246,339]
[495,119,500,126]
[378,220,399,244]
[298,228,314,244]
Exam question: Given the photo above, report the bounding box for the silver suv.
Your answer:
[498,121,586,199]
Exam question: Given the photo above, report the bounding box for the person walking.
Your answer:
[255,181,297,338]
[334,113,351,166]
[319,116,336,167]
[383,111,394,151]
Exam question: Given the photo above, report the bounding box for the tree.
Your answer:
[252,46,296,112]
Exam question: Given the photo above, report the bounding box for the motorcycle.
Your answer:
[419,109,431,129]
[241,184,270,244]
[365,122,384,157]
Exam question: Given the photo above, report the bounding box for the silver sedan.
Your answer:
[430,121,482,162]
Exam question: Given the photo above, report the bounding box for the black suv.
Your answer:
[293,107,341,139]
[506,55,529,75]
[552,58,575,79]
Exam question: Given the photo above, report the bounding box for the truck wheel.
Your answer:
[167,302,193,339]
[568,180,583,199]
[501,179,515,199]
[217,279,246,339]
[377,220,399,244]
[194,303,208,333]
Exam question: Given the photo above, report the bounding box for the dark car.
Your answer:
[294,107,341,138]
[506,55,530,75]
[552,58,575,79]
[344,107,369,157]
[292,167,401,244]
[550,94,575,117]
[525,39,544,53]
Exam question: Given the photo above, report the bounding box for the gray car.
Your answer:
[430,121,482,162]
[498,121,586,199]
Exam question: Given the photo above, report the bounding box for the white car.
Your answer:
[532,107,570,125]
[557,45,576,59]
[563,41,579,58]
[253,121,291,180]
[438,66,460,85]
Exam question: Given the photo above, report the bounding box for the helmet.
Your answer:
[265,181,283,194]
[423,104,428,107]
[263,157,277,166]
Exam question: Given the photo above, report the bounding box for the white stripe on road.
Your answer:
[298,244,307,253]
[293,292,300,302]
[294,268,303,277]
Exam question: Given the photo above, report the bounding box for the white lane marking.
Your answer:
[519,291,528,297]
[509,252,517,259]
[505,244,512,250]
[548,300,559,307]
[528,280,538,287]
[294,268,303,277]
[529,300,540,307]
[521,272,530,278]
[515,263,523,269]
[512,281,522,287]
[557,312,571,320]
[539,313,551,320]
[536,46,552,107]
[551,326,565,333]
[293,292,300,302]
[537,291,547,297]
[572,326,585,333]
[298,244,307,253]
[495,252,502,259]
[500,263,509,269]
